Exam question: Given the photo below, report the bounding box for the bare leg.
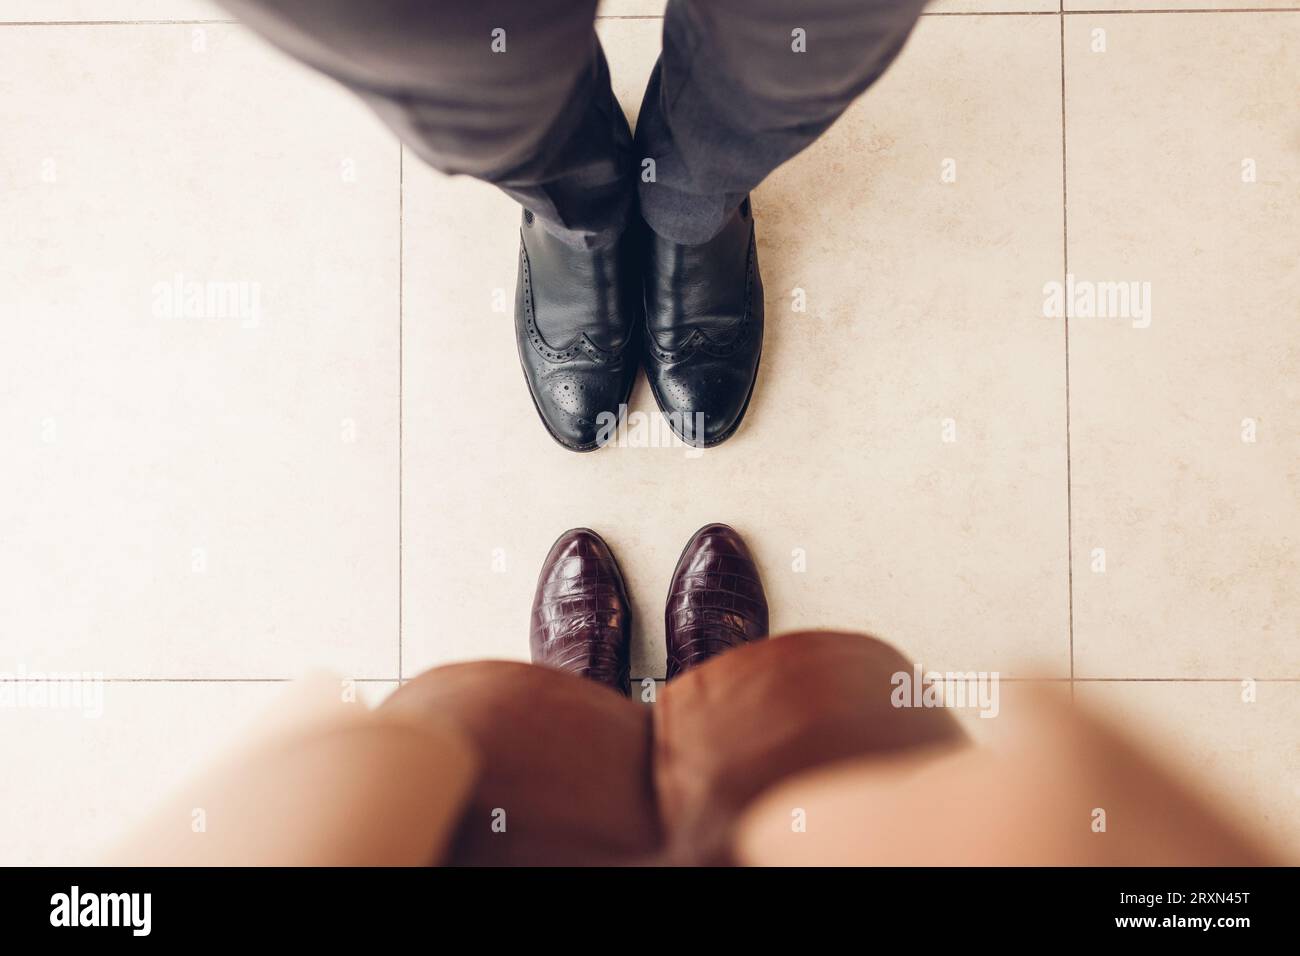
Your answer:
[653,631,965,864]
[380,661,660,865]
[735,684,1276,866]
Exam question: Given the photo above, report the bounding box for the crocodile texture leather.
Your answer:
[530,528,631,695]
[643,197,764,448]
[665,523,768,679]
[515,208,640,452]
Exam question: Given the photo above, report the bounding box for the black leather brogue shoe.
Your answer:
[515,211,640,452]
[642,197,763,448]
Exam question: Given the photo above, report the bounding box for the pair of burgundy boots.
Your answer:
[529,524,769,694]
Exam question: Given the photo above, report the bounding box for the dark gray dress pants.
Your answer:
[220,0,926,248]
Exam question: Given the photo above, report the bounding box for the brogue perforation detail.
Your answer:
[644,229,759,366]
[520,240,630,366]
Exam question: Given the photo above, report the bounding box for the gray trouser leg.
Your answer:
[637,0,928,244]
[221,0,632,249]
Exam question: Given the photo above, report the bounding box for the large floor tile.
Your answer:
[0,679,397,864]
[596,0,665,16]
[0,24,401,678]
[0,681,279,865]
[1066,2,1297,11]
[928,0,1057,11]
[1065,14,1300,679]
[402,15,1069,680]
[1076,681,1300,860]
[0,0,227,21]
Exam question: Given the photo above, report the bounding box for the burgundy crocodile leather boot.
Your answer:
[530,528,632,696]
[665,523,768,680]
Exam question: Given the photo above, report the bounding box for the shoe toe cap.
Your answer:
[651,360,755,447]
[531,365,632,451]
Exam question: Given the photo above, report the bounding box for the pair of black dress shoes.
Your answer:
[514,198,763,451]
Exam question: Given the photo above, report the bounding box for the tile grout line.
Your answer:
[398,145,405,683]
[1059,3,1076,697]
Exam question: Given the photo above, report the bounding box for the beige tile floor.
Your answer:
[0,1,1296,864]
